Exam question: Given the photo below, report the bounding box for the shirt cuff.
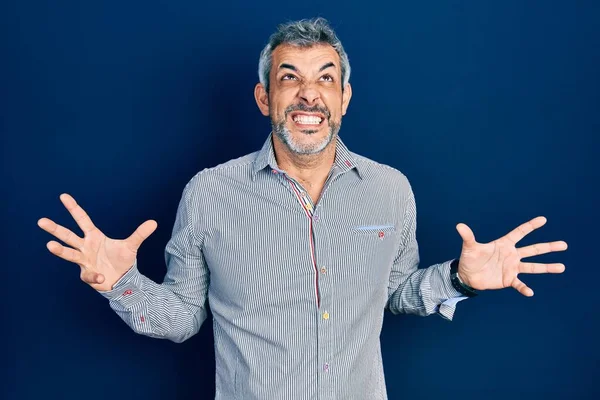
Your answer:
[96,260,146,308]
[437,296,468,320]
[436,260,469,320]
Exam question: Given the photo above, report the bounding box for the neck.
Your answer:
[272,135,337,202]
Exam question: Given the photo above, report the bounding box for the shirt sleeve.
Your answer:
[97,182,210,342]
[386,180,468,321]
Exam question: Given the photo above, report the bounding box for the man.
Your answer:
[38,18,567,400]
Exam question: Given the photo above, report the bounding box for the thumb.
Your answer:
[126,220,158,250]
[456,223,477,247]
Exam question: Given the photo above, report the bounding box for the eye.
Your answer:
[320,74,334,82]
[281,74,298,81]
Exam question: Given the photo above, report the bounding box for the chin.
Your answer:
[279,125,334,155]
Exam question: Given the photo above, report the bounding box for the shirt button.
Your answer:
[313,214,320,222]
[320,266,327,274]
[322,311,330,320]
[323,363,330,372]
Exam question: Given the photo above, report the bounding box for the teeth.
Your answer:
[293,115,322,125]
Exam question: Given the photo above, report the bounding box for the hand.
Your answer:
[38,193,157,291]
[455,216,567,297]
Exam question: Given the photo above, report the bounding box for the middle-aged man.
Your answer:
[38,18,568,399]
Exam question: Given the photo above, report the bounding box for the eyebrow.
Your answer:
[319,62,335,72]
[279,63,297,71]
[278,62,337,73]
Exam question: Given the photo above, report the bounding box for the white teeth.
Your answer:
[293,115,322,125]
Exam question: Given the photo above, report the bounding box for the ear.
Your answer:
[341,83,352,115]
[254,83,270,116]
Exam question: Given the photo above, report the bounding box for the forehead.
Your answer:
[271,43,340,73]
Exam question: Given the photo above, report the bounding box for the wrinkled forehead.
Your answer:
[271,43,341,74]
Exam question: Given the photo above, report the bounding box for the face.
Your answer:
[255,44,352,155]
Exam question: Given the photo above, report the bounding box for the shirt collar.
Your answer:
[251,133,363,181]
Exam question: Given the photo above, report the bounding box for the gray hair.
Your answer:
[258,17,351,92]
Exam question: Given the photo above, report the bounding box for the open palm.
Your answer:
[38,193,157,291]
[456,216,567,296]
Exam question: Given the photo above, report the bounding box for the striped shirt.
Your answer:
[99,134,465,399]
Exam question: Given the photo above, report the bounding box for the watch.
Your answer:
[450,259,478,297]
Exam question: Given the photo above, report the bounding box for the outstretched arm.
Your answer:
[39,185,209,343]
[386,180,567,321]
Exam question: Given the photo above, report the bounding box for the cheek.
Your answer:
[323,92,344,114]
[270,92,295,115]
[326,104,343,121]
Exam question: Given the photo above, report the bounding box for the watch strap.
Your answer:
[450,259,478,297]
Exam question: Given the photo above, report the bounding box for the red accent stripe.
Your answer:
[308,219,320,308]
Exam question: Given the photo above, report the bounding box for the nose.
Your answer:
[297,82,321,105]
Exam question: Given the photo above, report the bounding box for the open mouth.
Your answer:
[288,112,326,128]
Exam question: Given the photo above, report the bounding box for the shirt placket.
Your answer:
[312,199,334,400]
[282,174,321,308]
[312,168,345,400]
[270,165,345,400]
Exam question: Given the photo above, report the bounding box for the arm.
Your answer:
[98,183,210,343]
[386,177,568,318]
[386,181,466,321]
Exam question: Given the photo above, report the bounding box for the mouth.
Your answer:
[288,112,326,129]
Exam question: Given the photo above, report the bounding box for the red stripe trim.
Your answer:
[308,219,320,308]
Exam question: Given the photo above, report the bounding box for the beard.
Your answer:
[271,103,341,155]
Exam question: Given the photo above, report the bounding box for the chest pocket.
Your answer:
[350,224,398,263]
[328,223,399,293]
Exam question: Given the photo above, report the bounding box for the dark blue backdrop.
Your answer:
[3,1,598,399]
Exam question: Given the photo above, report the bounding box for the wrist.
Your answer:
[450,259,478,297]
[457,269,471,288]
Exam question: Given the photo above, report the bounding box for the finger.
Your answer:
[81,270,105,285]
[504,216,547,245]
[518,241,568,258]
[125,220,158,251]
[519,262,566,274]
[37,217,84,249]
[46,240,82,265]
[511,277,534,297]
[456,223,477,246]
[60,193,97,234]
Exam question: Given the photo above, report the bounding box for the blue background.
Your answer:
[3,1,598,399]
